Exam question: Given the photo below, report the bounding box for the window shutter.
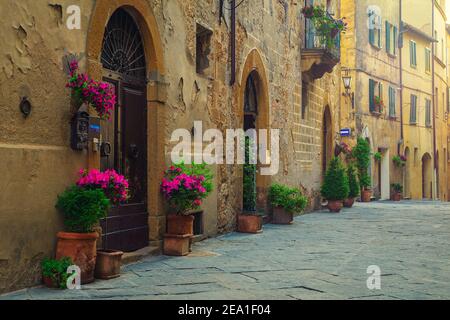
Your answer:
[393,26,397,54]
[378,17,382,47]
[369,79,375,112]
[410,41,413,65]
[413,42,417,66]
[386,21,390,53]
[369,26,375,45]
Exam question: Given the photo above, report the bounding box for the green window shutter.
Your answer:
[389,87,395,116]
[393,26,397,54]
[410,95,415,123]
[410,41,413,66]
[369,27,375,45]
[378,22,382,47]
[413,42,417,66]
[386,21,390,53]
[369,79,375,112]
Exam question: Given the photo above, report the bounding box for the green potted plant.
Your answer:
[321,157,350,213]
[353,137,372,202]
[56,186,110,284]
[373,152,382,162]
[160,162,213,256]
[269,184,308,224]
[238,137,263,233]
[391,183,403,201]
[344,163,360,208]
[41,257,74,289]
[393,155,406,168]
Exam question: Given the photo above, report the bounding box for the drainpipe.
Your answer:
[431,0,438,199]
[399,0,404,155]
[230,0,236,86]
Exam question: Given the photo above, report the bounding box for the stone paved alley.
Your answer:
[2,201,450,300]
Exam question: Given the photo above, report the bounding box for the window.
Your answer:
[447,87,450,113]
[425,99,431,127]
[410,94,417,123]
[410,41,417,67]
[302,81,308,120]
[425,48,431,73]
[369,79,383,113]
[389,86,396,117]
[385,21,397,55]
[369,12,382,48]
[196,24,213,75]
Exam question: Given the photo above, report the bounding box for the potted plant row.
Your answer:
[160,163,213,256]
[53,169,129,285]
[269,184,307,224]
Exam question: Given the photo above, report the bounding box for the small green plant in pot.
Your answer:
[373,152,382,162]
[41,257,74,289]
[353,137,372,202]
[269,184,308,224]
[391,183,403,201]
[321,157,349,213]
[56,185,110,284]
[344,163,360,208]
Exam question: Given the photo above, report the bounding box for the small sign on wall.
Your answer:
[340,128,352,137]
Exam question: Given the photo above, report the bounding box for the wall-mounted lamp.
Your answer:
[342,69,355,109]
[19,97,32,118]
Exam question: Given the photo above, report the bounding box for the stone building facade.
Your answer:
[0,0,342,293]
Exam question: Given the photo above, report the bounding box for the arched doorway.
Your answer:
[404,147,410,199]
[422,153,433,199]
[99,8,149,252]
[239,49,270,214]
[322,106,332,177]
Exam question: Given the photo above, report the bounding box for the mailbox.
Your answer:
[70,111,90,151]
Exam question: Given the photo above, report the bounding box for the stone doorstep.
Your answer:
[121,245,160,266]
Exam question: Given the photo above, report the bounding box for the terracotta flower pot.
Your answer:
[42,276,58,289]
[95,249,124,280]
[167,214,194,236]
[361,189,372,202]
[343,198,355,208]
[272,207,294,225]
[327,200,343,213]
[56,232,98,284]
[392,192,402,202]
[237,214,262,233]
[163,234,191,256]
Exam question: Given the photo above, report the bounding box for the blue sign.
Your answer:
[340,128,351,137]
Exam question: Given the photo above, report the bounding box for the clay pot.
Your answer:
[167,214,194,236]
[42,276,58,289]
[361,189,372,202]
[95,249,124,280]
[392,192,402,202]
[237,214,262,233]
[163,234,191,256]
[343,198,355,208]
[272,207,294,225]
[327,200,343,213]
[56,232,98,284]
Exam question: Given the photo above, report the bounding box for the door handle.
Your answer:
[101,142,112,157]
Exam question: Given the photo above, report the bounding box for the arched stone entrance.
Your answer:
[422,153,433,199]
[87,0,166,249]
[322,105,333,177]
[238,49,270,214]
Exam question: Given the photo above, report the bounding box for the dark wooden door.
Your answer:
[100,78,149,252]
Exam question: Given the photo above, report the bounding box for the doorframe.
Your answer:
[87,0,167,246]
[380,148,390,200]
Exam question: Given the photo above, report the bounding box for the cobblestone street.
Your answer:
[3,201,450,300]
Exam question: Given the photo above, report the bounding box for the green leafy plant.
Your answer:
[352,137,372,190]
[391,183,403,193]
[347,162,360,198]
[269,184,308,214]
[373,152,382,162]
[56,186,110,233]
[41,257,74,289]
[321,157,350,201]
[243,137,257,212]
[392,155,406,167]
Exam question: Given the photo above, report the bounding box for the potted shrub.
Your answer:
[269,184,307,224]
[344,163,360,208]
[391,183,403,201]
[321,157,350,213]
[160,163,213,256]
[393,155,406,168]
[55,186,110,284]
[238,137,262,233]
[373,152,382,162]
[41,257,74,289]
[353,137,372,202]
[76,169,129,280]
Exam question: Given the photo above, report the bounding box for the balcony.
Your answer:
[301,15,341,82]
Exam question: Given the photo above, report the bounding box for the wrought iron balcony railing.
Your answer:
[304,13,341,59]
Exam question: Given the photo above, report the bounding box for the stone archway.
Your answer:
[86,0,166,247]
[422,153,433,199]
[238,49,271,214]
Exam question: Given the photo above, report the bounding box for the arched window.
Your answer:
[244,72,258,114]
